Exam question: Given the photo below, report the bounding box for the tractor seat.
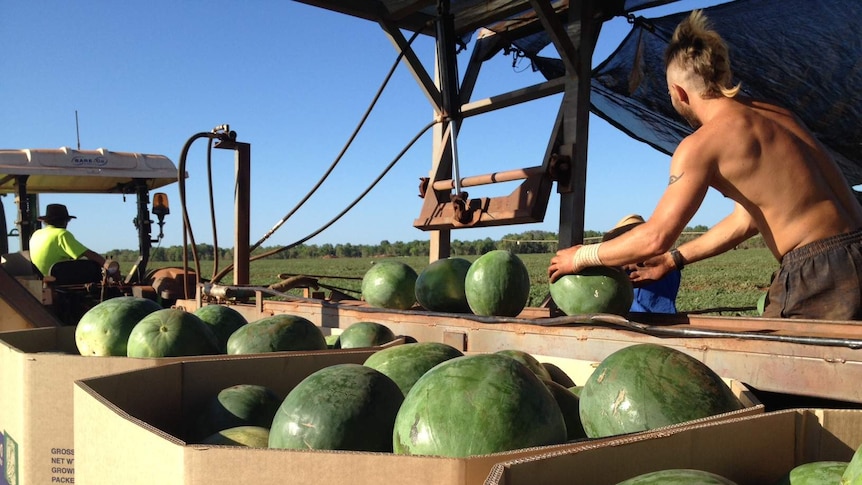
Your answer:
[48,260,103,286]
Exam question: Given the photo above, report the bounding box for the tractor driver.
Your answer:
[29,203,113,276]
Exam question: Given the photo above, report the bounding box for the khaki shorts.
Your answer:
[763,229,862,320]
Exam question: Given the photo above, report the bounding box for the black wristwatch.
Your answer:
[670,248,686,270]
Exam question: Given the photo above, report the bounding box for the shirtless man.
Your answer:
[548,10,862,320]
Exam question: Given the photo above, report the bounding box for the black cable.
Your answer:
[200,287,862,350]
[206,139,220,280]
[177,132,219,297]
[211,118,438,283]
[249,28,423,253]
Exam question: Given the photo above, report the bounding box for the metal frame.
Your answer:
[297,0,606,260]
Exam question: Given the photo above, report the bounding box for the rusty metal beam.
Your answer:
[529,0,580,76]
[431,165,545,191]
[461,76,565,119]
[379,19,442,113]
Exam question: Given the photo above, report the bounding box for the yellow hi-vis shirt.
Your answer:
[29,225,89,276]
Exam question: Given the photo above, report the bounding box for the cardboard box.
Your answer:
[72,353,762,485]
[0,326,198,485]
[0,326,382,485]
[486,408,862,485]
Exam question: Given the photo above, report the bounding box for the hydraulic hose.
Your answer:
[177,131,221,297]
[211,118,439,283]
[249,28,423,253]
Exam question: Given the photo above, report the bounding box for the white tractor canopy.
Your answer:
[0,147,181,194]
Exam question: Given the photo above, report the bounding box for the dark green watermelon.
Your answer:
[464,250,530,317]
[338,321,396,349]
[268,363,404,452]
[569,385,583,397]
[361,260,418,310]
[414,257,472,313]
[549,266,634,316]
[193,305,248,352]
[842,443,862,484]
[393,353,566,457]
[543,362,577,388]
[126,308,220,358]
[579,344,744,438]
[496,349,553,381]
[200,426,270,448]
[226,314,327,355]
[544,379,587,441]
[774,461,848,485]
[362,341,464,395]
[187,384,282,442]
[616,469,738,484]
[75,296,162,356]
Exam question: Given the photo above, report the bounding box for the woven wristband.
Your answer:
[572,243,603,269]
[670,248,686,270]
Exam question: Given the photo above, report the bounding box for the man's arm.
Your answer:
[628,202,758,284]
[549,136,713,282]
[81,249,107,267]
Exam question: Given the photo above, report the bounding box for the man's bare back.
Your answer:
[688,97,862,259]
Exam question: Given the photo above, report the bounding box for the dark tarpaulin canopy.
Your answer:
[512,0,862,189]
[589,0,862,188]
[297,0,861,188]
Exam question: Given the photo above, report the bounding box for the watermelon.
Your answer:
[75,296,162,356]
[543,362,577,388]
[549,266,634,316]
[464,250,530,317]
[200,426,270,448]
[842,443,862,484]
[187,384,282,442]
[414,257,472,313]
[126,308,221,358]
[616,469,738,484]
[226,314,327,355]
[361,260,418,310]
[579,343,744,438]
[544,379,587,441]
[775,461,848,485]
[569,385,583,397]
[338,321,396,349]
[193,305,248,352]
[268,363,404,452]
[496,349,553,381]
[363,341,464,395]
[393,353,566,457]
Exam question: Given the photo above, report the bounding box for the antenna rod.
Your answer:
[75,110,81,150]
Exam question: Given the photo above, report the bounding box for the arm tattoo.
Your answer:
[668,172,685,185]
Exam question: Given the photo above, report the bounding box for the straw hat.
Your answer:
[37,204,76,224]
[602,214,645,242]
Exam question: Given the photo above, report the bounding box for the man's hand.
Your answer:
[625,253,674,287]
[548,245,583,283]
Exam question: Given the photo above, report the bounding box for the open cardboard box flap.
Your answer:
[486,408,862,485]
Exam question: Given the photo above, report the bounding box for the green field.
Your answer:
[152,247,777,316]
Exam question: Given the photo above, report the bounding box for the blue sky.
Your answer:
[1,0,730,254]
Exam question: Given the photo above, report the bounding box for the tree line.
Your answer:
[105,225,764,262]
